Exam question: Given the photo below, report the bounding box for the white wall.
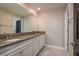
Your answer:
[38,9,65,48]
[24,8,65,48]
[24,15,38,32]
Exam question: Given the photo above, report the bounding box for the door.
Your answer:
[16,20,21,33]
[73,3,79,56]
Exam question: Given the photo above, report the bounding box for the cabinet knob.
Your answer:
[19,50,23,54]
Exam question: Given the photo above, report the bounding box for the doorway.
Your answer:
[73,3,79,56]
[16,20,21,33]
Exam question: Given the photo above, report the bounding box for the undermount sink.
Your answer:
[4,39,20,42]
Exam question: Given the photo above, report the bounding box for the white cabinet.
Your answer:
[32,34,46,56]
[32,38,40,56]
[0,34,46,56]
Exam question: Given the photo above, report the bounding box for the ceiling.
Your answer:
[0,3,31,16]
[0,3,67,16]
[29,3,67,12]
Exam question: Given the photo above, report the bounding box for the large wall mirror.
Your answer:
[0,3,38,34]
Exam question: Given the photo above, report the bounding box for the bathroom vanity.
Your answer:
[0,32,46,56]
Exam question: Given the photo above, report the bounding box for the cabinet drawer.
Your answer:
[6,50,19,56]
[0,39,32,56]
[18,43,32,56]
[7,42,32,56]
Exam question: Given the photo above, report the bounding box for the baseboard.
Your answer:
[45,44,65,50]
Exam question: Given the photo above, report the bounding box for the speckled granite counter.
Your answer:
[0,32,45,48]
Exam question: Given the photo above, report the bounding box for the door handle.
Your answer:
[71,42,76,46]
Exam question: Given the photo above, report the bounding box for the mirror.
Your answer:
[0,3,38,34]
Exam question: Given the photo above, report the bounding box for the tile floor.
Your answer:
[38,46,69,56]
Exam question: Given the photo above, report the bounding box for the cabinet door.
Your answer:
[19,43,32,56]
[39,35,45,50]
[32,38,40,56]
[42,35,45,46]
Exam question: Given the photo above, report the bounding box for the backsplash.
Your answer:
[0,31,45,39]
[0,34,7,39]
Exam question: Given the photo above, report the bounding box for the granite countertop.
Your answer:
[0,33,45,48]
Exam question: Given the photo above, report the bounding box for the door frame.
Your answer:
[64,6,69,52]
[16,20,21,33]
[13,17,24,33]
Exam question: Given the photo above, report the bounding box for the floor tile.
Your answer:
[38,46,68,56]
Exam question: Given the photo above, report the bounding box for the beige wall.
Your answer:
[0,9,22,34]
[24,8,65,48]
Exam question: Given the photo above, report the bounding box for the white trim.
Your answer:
[45,44,65,50]
[64,6,69,52]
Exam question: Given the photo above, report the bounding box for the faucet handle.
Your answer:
[6,33,10,39]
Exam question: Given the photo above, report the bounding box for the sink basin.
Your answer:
[4,39,20,42]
